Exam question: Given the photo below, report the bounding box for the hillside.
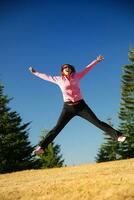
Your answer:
[0,158,134,200]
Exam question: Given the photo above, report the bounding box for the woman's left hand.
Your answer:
[96,55,104,62]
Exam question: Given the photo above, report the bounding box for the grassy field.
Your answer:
[0,158,134,200]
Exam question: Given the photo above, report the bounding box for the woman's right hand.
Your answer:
[29,66,36,73]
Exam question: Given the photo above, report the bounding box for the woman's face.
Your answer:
[62,65,72,76]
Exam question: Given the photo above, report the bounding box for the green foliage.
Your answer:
[38,130,64,168]
[118,48,134,159]
[0,84,36,173]
[96,119,119,162]
[96,48,134,162]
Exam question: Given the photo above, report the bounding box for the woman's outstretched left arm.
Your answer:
[76,55,104,79]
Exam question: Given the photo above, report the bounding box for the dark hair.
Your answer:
[61,64,76,76]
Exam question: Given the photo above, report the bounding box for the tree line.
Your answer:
[96,48,134,162]
[0,48,134,173]
[0,84,64,173]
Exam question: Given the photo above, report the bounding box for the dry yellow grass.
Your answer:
[0,158,134,200]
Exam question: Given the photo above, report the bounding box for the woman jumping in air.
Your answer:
[29,55,126,155]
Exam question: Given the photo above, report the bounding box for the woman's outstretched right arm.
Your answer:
[28,67,59,84]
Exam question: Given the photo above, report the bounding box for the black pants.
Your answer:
[39,100,122,149]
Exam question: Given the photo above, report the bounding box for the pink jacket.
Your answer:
[34,59,99,102]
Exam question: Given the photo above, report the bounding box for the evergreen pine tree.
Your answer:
[117,48,134,159]
[96,48,134,162]
[0,84,36,173]
[96,118,119,162]
[38,130,64,168]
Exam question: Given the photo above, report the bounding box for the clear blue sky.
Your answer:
[0,0,134,166]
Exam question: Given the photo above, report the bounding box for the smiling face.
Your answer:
[61,64,76,76]
[62,65,72,76]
